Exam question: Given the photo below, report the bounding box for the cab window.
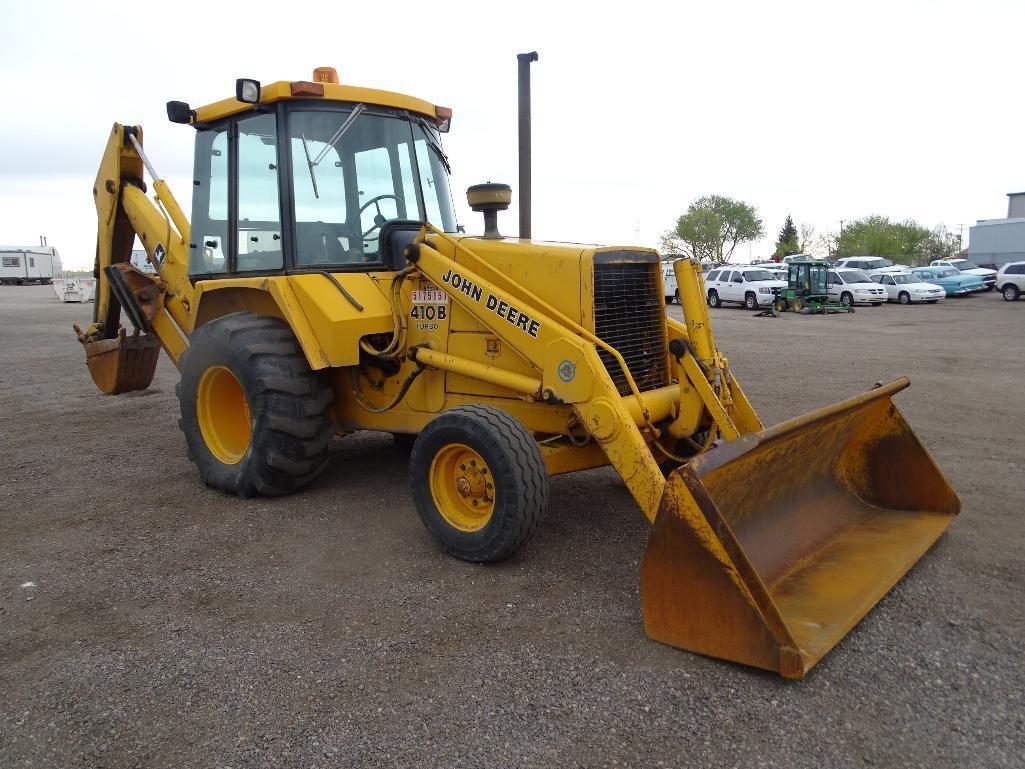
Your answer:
[289,109,422,267]
[189,127,229,274]
[414,123,457,232]
[236,113,283,272]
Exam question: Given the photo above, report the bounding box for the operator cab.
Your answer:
[179,69,458,279]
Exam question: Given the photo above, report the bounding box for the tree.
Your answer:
[660,195,763,263]
[834,215,932,265]
[774,215,799,257]
[799,223,816,254]
[919,225,960,265]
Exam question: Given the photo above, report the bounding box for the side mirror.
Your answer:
[166,101,194,125]
[236,78,262,104]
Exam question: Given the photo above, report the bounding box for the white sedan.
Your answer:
[826,269,887,306]
[870,273,944,304]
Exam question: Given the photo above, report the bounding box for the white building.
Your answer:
[968,192,1025,269]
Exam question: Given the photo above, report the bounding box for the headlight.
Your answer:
[855,288,871,293]
[758,287,771,294]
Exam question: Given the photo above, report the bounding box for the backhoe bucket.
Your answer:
[641,378,959,679]
[77,328,160,395]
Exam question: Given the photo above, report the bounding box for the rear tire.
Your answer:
[178,313,334,497]
[744,292,758,310]
[707,290,720,308]
[898,292,911,305]
[410,405,549,562]
[1003,284,1020,301]
[665,295,674,305]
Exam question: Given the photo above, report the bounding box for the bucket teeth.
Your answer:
[640,379,959,678]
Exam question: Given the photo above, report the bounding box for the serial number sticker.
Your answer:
[412,288,449,304]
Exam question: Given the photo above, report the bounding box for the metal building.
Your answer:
[968,192,1025,268]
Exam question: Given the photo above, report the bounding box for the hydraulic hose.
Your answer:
[350,364,424,414]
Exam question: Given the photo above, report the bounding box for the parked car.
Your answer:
[910,266,986,296]
[826,269,887,306]
[929,258,997,291]
[833,256,910,277]
[995,261,1025,301]
[662,259,679,303]
[704,266,787,309]
[869,273,944,304]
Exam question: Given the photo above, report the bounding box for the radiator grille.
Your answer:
[593,262,669,396]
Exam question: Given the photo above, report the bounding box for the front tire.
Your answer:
[410,405,549,562]
[744,292,758,310]
[178,313,334,497]
[707,290,720,308]
[898,291,911,305]
[1003,284,1020,301]
[841,291,854,307]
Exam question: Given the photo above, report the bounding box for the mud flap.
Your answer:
[78,328,161,394]
[640,378,960,679]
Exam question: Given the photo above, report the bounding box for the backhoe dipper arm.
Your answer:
[77,123,196,393]
[84,125,195,360]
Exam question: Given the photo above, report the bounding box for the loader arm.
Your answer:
[77,124,196,392]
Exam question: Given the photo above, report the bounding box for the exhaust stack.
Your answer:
[517,51,538,239]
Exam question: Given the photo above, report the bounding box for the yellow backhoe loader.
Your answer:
[75,61,960,678]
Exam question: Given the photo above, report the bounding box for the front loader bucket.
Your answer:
[78,328,160,395]
[641,378,959,679]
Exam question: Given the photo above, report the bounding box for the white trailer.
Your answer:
[0,246,62,285]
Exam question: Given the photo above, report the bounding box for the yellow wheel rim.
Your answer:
[429,443,496,532]
[197,365,251,465]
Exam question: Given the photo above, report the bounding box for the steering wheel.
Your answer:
[359,194,402,239]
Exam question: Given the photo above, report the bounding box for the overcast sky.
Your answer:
[2,0,1022,269]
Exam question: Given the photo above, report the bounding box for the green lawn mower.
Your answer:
[771,259,853,315]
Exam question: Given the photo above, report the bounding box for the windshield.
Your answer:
[892,274,917,284]
[866,258,896,268]
[289,108,457,266]
[840,270,872,283]
[742,269,775,282]
[950,260,977,270]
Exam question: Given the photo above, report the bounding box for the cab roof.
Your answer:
[194,80,444,125]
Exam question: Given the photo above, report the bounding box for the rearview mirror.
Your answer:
[166,100,194,125]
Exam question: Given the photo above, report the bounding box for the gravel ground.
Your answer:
[1,284,1022,768]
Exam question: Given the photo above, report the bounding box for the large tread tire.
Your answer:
[177,313,334,497]
[410,405,549,563]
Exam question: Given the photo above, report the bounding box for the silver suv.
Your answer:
[996,261,1025,301]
